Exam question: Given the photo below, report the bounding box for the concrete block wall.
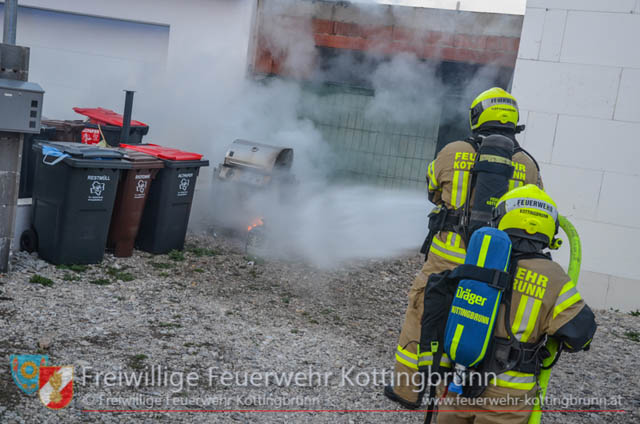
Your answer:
[512,0,640,311]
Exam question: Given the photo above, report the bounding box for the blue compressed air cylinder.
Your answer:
[444,227,512,371]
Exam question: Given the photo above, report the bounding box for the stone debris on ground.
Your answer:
[0,233,638,423]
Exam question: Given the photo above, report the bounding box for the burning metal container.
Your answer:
[212,139,296,252]
[216,139,294,187]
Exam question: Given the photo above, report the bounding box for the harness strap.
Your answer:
[472,160,514,177]
[514,146,540,172]
[448,264,511,291]
[490,336,550,375]
[420,207,463,257]
[423,384,438,424]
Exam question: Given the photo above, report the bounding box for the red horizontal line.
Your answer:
[83,409,627,413]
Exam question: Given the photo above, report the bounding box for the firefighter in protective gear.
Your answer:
[385,88,543,408]
[436,185,597,423]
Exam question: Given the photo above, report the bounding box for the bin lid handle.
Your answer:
[42,145,70,166]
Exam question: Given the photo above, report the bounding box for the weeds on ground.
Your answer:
[629,310,640,317]
[150,262,173,270]
[29,274,54,287]
[624,331,640,342]
[193,268,205,273]
[168,250,185,261]
[56,264,88,273]
[128,354,148,370]
[89,278,111,286]
[106,266,135,282]
[62,273,79,282]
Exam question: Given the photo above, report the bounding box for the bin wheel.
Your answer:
[20,228,38,253]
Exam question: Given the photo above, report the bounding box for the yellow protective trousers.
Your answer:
[435,385,537,424]
[393,230,464,403]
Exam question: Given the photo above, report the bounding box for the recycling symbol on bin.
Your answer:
[136,180,148,194]
[179,178,190,192]
[90,181,105,197]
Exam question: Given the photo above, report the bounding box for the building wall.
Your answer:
[0,0,254,142]
[511,0,640,311]
[0,4,170,121]
[4,0,255,253]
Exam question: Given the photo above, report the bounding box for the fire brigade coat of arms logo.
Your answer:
[10,354,49,395]
[39,365,74,409]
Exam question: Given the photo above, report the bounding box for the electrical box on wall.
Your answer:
[0,78,44,133]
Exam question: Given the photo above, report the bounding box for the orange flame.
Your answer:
[248,217,264,232]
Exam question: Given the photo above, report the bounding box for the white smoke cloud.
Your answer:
[250,185,428,267]
[186,0,520,267]
[32,0,519,268]
[366,52,444,124]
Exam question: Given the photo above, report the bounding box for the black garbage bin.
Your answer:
[19,126,56,199]
[30,142,130,264]
[121,144,209,254]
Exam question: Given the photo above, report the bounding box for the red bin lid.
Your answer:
[121,143,203,161]
[73,107,148,127]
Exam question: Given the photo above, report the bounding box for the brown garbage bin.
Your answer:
[41,119,86,142]
[107,149,164,257]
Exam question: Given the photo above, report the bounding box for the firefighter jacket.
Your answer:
[425,140,542,265]
[490,257,596,393]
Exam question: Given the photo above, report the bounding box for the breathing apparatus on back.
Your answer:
[457,133,514,244]
[420,185,568,424]
[421,88,531,258]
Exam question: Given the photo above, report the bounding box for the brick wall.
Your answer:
[252,2,522,78]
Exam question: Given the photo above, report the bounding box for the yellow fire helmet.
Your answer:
[491,184,559,248]
[469,87,519,132]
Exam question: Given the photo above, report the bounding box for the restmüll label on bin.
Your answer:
[88,175,110,202]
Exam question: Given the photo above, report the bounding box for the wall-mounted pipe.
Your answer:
[3,0,18,45]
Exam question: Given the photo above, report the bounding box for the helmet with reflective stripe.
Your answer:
[469,87,519,132]
[491,185,558,248]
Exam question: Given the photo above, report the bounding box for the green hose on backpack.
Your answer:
[528,215,581,424]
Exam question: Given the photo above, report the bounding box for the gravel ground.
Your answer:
[0,232,638,423]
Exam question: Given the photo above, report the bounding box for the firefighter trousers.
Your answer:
[435,385,537,424]
[392,251,460,404]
